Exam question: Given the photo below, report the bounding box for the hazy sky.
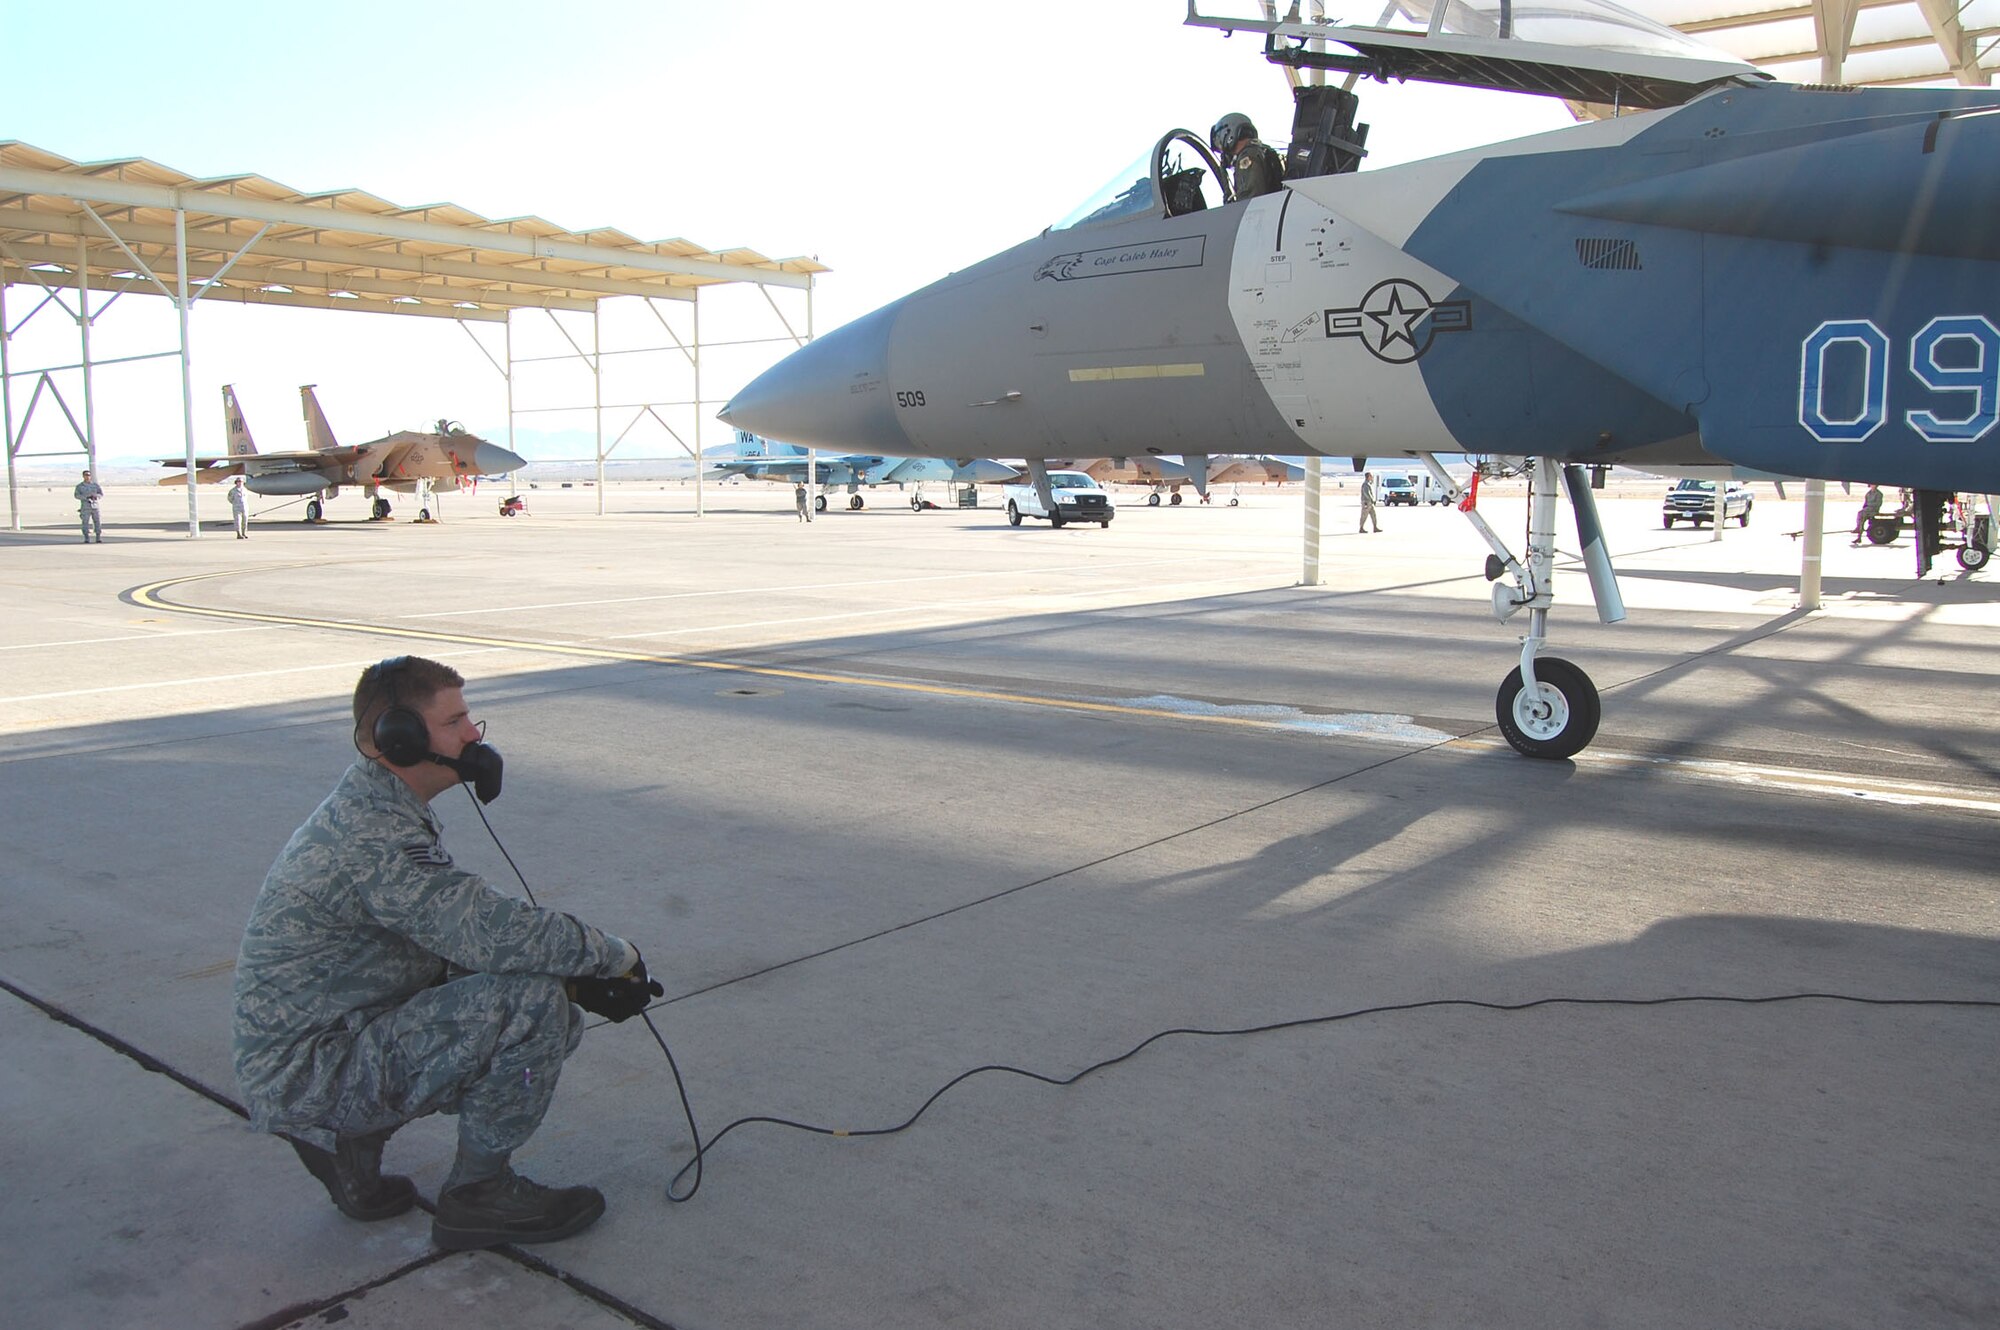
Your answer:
[2,2,1576,464]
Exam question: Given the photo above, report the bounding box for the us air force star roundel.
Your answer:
[1323,279,1472,364]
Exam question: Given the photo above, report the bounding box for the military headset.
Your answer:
[360,656,504,802]
[366,656,432,768]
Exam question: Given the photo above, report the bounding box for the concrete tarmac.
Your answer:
[3,479,1996,1328]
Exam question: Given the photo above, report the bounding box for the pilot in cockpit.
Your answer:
[1211,112,1285,202]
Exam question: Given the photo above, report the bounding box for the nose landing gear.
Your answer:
[1421,453,1620,760]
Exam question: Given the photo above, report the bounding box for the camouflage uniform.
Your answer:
[232,758,636,1158]
[1230,139,1285,202]
[74,477,104,542]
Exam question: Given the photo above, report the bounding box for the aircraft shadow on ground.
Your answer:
[6,645,1998,1330]
[1616,562,1999,601]
[7,651,1993,1016]
[1596,603,2000,781]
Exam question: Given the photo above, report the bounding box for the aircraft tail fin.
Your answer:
[222,385,258,457]
[300,385,338,451]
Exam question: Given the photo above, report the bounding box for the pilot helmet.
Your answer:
[1210,113,1257,154]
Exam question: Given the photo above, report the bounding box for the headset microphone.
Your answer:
[435,741,504,804]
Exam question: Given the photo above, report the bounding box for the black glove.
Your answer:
[567,947,664,1023]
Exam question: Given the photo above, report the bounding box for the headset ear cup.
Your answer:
[374,705,430,768]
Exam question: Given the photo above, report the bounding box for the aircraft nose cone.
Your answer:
[720,300,911,454]
[473,441,527,475]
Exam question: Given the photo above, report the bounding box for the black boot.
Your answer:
[287,1130,417,1221]
[431,1169,606,1250]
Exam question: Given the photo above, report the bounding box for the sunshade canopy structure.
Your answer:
[1658,0,1997,89]
[0,140,827,531]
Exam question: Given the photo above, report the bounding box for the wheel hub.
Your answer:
[1513,683,1570,740]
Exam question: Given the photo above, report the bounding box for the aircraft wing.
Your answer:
[706,455,880,485]
[156,466,245,486]
[1075,456,1195,485]
[154,447,357,469]
[706,457,816,481]
[1208,456,1304,485]
[365,440,422,480]
[879,457,1020,484]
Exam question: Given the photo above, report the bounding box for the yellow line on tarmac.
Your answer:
[120,571,2000,812]
[125,568,1314,737]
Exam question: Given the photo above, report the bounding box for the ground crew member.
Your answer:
[1851,484,1884,544]
[74,469,104,543]
[795,480,812,522]
[232,656,662,1250]
[1211,113,1284,202]
[1359,471,1382,533]
[229,475,250,539]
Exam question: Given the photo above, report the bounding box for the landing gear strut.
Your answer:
[1421,454,1622,760]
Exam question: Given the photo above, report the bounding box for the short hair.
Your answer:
[352,656,465,746]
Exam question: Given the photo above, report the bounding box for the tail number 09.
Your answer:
[1800,316,1999,445]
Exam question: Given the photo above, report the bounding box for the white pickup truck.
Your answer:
[1003,470,1116,528]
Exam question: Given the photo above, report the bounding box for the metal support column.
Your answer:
[1,279,16,531]
[693,294,703,519]
[1301,455,1322,584]
[593,305,605,516]
[802,286,816,523]
[77,238,99,494]
[1800,480,1826,609]
[504,313,516,488]
[176,206,198,537]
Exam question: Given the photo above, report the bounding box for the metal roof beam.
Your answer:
[1673,0,1904,34]
[0,165,812,289]
[1746,29,1986,64]
[0,265,508,321]
[0,208,695,302]
[195,288,512,321]
[1913,0,1994,83]
[0,241,594,313]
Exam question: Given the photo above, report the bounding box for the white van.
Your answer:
[1381,473,1450,506]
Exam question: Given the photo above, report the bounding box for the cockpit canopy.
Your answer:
[1051,129,1232,232]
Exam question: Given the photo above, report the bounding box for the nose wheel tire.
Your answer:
[1959,544,1990,571]
[305,499,323,522]
[1495,656,1600,760]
